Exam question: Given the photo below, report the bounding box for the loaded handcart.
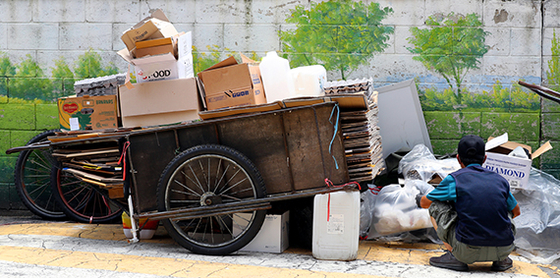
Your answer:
[8,100,370,255]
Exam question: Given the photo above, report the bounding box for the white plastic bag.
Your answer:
[366,181,433,238]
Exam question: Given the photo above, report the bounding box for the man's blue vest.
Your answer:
[451,165,514,246]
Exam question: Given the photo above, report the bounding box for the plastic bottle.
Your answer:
[312,190,360,261]
[291,65,327,97]
[259,51,296,103]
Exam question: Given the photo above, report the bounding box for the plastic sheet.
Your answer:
[398,144,460,182]
[513,168,560,264]
[361,180,434,239]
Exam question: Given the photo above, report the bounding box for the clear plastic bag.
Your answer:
[513,168,560,264]
[365,180,434,238]
[398,144,460,182]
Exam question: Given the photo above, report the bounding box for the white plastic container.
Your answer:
[291,65,327,97]
[312,190,360,261]
[260,51,296,103]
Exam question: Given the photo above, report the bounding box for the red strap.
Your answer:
[324,179,361,222]
[118,141,130,181]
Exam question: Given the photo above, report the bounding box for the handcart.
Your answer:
[9,102,353,255]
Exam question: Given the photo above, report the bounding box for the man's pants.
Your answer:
[428,201,515,264]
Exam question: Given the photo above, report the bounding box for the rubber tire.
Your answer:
[14,129,66,220]
[50,161,123,224]
[157,144,267,255]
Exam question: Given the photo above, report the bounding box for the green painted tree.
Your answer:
[408,13,489,100]
[547,29,560,91]
[51,58,75,97]
[280,0,393,80]
[9,54,54,101]
[74,48,118,79]
[0,53,16,97]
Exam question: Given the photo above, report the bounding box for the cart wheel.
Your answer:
[14,129,66,220]
[50,162,123,224]
[157,144,267,255]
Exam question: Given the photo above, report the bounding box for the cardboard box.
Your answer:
[197,55,266,111]
[118,32,193,83]
[57,95,118,131]
[135,37,176,58]
[121,9,178,51]
[233,211,289,253]
[119,77,201,128]
[483,133,552,189]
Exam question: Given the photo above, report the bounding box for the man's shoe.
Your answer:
[491,257,513,271]
[429,251,468,271]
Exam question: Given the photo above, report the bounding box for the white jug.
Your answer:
[260,51,296,103]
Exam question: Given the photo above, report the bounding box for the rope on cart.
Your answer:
[328,103,340,170]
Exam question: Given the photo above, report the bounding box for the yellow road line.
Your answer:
[0,223,552,277]
[0,245,391,278]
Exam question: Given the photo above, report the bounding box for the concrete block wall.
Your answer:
[0,0,559,211]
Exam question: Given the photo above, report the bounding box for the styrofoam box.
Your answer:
[233,211,289,253]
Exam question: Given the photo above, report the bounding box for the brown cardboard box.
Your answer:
[135,37,176,58]
[121,9,179,52]
[119,77,201,128]
[57,95,118,131]
[197,55,266,111]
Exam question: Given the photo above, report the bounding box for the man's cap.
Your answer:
[458,134,485,161]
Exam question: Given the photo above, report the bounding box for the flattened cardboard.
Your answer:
[57,95,118,131]
[198,101,284,120]
[119,78,200,128]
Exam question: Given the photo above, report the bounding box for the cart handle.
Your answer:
[518,81,560,104]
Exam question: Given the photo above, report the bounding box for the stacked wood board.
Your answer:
[50,133,125,199]
[325,79,385,182]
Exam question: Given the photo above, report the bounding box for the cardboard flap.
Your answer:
[133,9,170,29]
[532,141,553,159]
[240,53,256,64]
[486,133,508,151]
[329,93,369,110]
[204,56,238,71]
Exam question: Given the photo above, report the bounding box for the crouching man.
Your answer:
[419,134,521,271]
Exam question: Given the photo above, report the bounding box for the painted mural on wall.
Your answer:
[0,0,548,111]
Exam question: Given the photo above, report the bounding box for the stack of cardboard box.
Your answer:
[116,9,201,128]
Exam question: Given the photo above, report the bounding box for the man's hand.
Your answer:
[419,195,432,209]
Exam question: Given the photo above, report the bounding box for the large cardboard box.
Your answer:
[119,78,201,128]
[233,211,289,253]
[118,32,193,83]
[483,133,552,189]
[57,95,118,131]
[121,9,178,52]
[197,55,266,111]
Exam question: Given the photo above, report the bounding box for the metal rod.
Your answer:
[168,204,271,221]
[138,185,355,220]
